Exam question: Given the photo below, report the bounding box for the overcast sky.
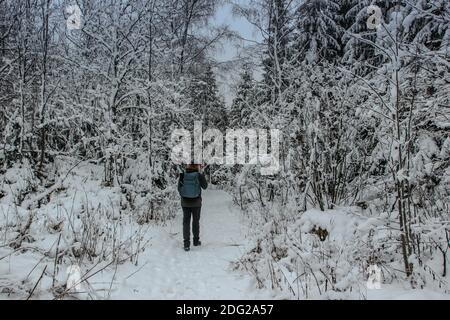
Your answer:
[210,2,263,105]
[213,2,261,62]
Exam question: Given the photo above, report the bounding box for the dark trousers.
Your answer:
[182,207,201,245]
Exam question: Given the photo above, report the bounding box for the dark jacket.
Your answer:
[178,169,208,208]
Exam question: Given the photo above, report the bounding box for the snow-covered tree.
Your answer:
[229,64,257,128]
[294,0,343,63]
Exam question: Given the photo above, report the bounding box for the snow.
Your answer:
[1,0,449,301]
[95,189,273,299]
[236,202,450,300]
[0,166,449,299]
[0,182,273,300]
[366,285,450,300]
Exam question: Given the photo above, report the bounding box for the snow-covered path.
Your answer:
[109,189,270,299]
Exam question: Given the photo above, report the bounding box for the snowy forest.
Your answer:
[0,0,449,300]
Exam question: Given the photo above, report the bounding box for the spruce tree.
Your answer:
[294,0,343,64]
[230,65,256,128]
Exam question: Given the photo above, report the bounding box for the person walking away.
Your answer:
[178,163,208,251]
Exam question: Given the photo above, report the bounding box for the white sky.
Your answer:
[209,2,263,105]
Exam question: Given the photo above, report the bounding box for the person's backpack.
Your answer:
[178,172,201,198]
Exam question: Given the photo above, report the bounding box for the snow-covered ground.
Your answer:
[102,190,449,300]
[0,174,274,299]
[0,161,448,300]
[366,285,450,300]
[97,189,274,299]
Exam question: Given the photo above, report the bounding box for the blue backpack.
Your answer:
[179,172,201,198]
